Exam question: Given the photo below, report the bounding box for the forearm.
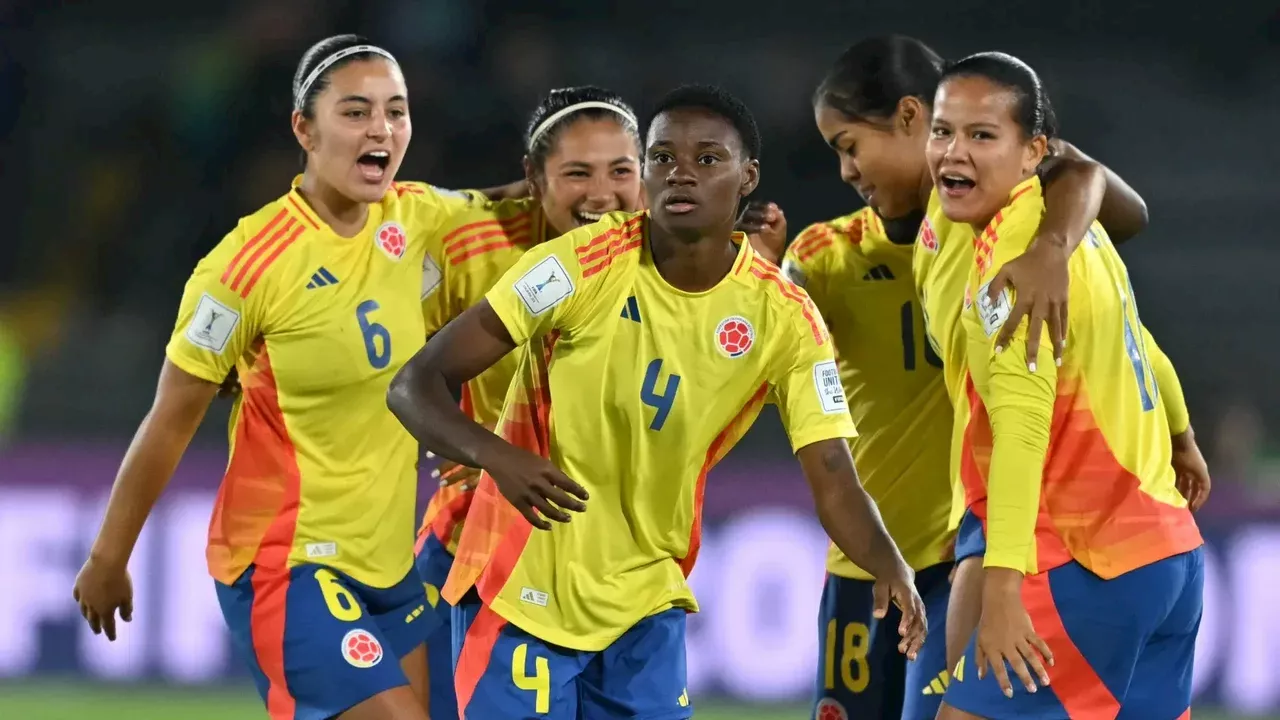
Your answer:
[801,440,908,579]
[983,366,1056,573]
[1037,156,1107,252]
[1050,141,1149,243]
[387,363,508,470]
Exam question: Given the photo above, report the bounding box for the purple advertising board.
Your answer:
[1,442,1277,713]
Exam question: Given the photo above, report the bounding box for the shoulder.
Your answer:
[560,211,646,279]
[788,209,869,264]
[202,193,317,300]
[435,197,540,268]
[744,253,829,349]
[976,177,1046,277]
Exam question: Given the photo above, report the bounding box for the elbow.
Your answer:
[385,364,417,421]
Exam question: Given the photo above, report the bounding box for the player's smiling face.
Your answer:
[529,117,644,236]
[815,98,928,220]
[296,58,411,205]
[926,75,1046,227]
[643,108,759,238]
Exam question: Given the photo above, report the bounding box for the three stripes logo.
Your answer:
[306,267,340,289]
[862,264,895,281]
[921,668,951,696]
[619,295,642,323]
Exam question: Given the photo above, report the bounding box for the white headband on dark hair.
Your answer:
[528,101,638,149]
[294,44,399,110]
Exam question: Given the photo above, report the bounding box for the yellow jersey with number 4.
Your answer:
[166,178,472,589]
[443,211,858,651]
[959,176,1202,577]
[913,190,980,529]
[783,208,952,579]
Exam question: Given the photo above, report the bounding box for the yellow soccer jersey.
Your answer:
[914,190,982,529]
[418,197,551,554]
[166,178,473,588]
[959,176,1202,577]
[783,209,951,580]
[442,211,858,651]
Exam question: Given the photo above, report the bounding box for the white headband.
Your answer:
[528,101,639,149]
[294,44,399,110]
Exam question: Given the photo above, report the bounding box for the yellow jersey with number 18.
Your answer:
[783,208,952,579]
[165,178,472,589]
[913,190,979,529]
[443,211,858,651]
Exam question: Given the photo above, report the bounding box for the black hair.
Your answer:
[524,86,640,174]
[940,52,1059,140]
[645,84,761,161]
[814,35,945,124]
[292,34,397,119]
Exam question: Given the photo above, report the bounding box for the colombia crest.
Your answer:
[715,316,755,358]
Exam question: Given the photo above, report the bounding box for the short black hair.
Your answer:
[645,84,761,160]
[941,52,1059,140]
[814,35,945,124]
[524,86,639,174]
[293,34,396,120]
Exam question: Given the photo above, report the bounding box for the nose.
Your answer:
[666,157,696,187]
[366,110,392,141]
[582,174,617,212]
[839,155,860,187]
[941,134,966,163]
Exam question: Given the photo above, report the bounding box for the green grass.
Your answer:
[0,683,1272,719]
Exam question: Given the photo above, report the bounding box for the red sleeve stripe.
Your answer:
[578,219,645,279]
[285,195,320,231]
[796,237,834,262]
[450,234,530,266]
[445,216,533,259]
[240,223,305,298]
[392,182,426,196]
[442,212,532,251]
[790,225,833,257]
[973,189,1027,274]
[748,259,825,345]
[221,209,288,286]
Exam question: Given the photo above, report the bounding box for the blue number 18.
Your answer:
[641,358,681,431]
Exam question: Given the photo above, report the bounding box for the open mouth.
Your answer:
[357,150,391,182]
[663,193,698,215]
[939,172,976,197]
[573,209,605,226]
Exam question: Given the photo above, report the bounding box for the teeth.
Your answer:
[577,211,602,221]
[368,151,389,158]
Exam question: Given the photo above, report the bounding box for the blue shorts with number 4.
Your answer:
[813,562,953,720]
[216,562,433,720]
[944,547,1204,720]
[454,602,692,720]
[414,532,460,720]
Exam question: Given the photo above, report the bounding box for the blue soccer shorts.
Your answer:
[415,531,459,720]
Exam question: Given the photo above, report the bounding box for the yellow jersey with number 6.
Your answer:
[783,208,952,579]
[166,178,472,589]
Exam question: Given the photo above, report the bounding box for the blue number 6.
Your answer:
[356,300,392,369]
[641,358,681,431]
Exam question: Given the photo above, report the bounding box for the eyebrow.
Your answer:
[336,94,407,104]
[825,130,846,150]
[561,157,637,169]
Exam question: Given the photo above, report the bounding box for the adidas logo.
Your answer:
[921,668,951,695]
[619,295,642,323]
[306,267,340,289]
[677,689,690,708]
[862,264,895,281]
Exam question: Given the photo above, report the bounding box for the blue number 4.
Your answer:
[641,358,681,431]
[356,300,393,369]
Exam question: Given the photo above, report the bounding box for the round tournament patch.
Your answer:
[715,316,755,358]
[375,221,407,261]
[815,698,849,720]
[341,628,384,669]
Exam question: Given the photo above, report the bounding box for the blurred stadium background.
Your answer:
[2,0,1278,717]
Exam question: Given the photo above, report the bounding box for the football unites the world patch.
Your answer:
[376,221,407,261]
[715,316,755,358]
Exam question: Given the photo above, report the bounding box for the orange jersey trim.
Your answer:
[443,213,534,259]
[285,195,321,231]
[792,225,835,262]
[221,210,305,298]
[392,182,426,197]
[577,216,645,278]
[748,258,825,345]
[973,183,1035,276]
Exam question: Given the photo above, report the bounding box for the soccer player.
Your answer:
[71,34,477,720]
[927,52,1205,719]
[740,35,1152,720]
[413,85,646,720]
[387,84,927,720]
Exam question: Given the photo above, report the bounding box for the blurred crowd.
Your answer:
[0,0,1277,514]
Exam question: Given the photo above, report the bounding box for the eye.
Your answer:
[842,143,857,158]
[972,130,995,140]
[388,108,407,119]
[697,154,718,165]
[565,170,590,178]
[345,109,367,119]
[930,126,950,139]
[651,151,674,164]
[612,167,634,177]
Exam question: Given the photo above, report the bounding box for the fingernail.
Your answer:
[1055,357,1063,367]
[995,345,1004,354]
[426,451,436,458]
[1028,362,1037,372]
[1028,686,1037,694]
[1004,688,1014,698]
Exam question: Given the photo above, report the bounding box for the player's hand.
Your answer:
[989,236,1069,371]
[72,555,134,642]
[872,562,927,660]
[485,446,589,530]
[1172,427,1211,512]
[735,201,787,265]
[428,450,483,491]
[975,568,1053,697]
[217,369,242,399]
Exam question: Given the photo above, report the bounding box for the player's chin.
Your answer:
[936,192,992,225]
[347,176,395,204]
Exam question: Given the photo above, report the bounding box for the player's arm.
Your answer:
[990,144,1150,365]
[474,179,531,202]
[76,235,261,640]
[736,200,787,265]
[773,314,926,657]
[1142,326,1210,510]
[388,242,590,530]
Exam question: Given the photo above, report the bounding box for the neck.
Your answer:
[884,211,925,245]
[298,172,369,237]
[648,217,739,293]
[914,163,934,215]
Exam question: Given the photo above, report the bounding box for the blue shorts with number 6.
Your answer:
[414,532,460,720]
[216,562,432,720]
[813,563,952,720]
[454,602,692,719]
